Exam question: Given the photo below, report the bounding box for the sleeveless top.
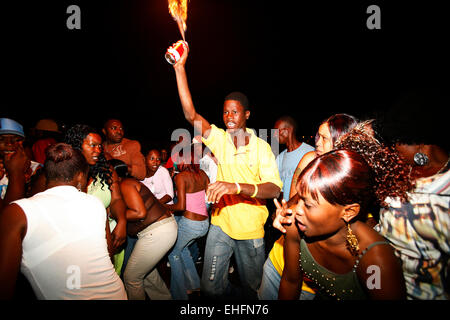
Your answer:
[13,186,127,300]
[87,177,111,209]
[299,239,390,300]
[185,190,208,217]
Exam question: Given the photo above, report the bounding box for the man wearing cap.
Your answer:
[102,119,146,180]
[0,118,39,210]
[31,119,61,165]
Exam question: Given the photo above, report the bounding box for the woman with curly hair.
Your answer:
[64,124,127,274]
[377,90,449,300]
[278,125,412,300]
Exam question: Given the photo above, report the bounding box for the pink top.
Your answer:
[185,190,208,217]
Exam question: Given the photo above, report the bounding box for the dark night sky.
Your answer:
[3,1,449,149]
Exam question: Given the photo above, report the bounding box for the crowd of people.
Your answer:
[0,42,448,301]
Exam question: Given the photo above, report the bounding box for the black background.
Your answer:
[3,0,449,149]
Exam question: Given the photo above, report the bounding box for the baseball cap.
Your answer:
[0,118,25,138]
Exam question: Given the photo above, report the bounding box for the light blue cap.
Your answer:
[0,118,25,137]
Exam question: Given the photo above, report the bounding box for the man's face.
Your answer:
[103,120,124,144]
[274,120,289,145]
[222,100,249,133]
[0,134,24,159]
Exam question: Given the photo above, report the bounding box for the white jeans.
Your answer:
[124,215,177,300]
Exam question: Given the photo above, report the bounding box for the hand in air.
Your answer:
[272,198,293,234]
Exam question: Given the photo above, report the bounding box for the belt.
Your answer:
[138,215,176,237]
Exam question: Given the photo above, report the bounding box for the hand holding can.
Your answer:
[165,40,188,65]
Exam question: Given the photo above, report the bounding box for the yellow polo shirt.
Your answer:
[202,125,283,240]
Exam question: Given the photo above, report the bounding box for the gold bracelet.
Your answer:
[235,182,241,194]
[251,183,258,198]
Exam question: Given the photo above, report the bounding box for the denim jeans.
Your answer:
[168,216,209,300]
[201,224,265,300]
[258,257,315,300]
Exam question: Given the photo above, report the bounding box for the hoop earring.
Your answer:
[346,223,360,256]
[414,152,429,166]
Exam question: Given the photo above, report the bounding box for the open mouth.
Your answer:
[227,122,236,129]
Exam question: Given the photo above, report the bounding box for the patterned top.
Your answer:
[299,238,390,300]
[378,161,450,300]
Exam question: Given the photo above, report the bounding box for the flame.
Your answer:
[168,0,188,39]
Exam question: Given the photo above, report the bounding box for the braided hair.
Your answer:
[64,124,112,190]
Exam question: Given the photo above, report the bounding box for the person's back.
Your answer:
[13,186,127,300]
[180,169,209,217]
[123,178,171,235]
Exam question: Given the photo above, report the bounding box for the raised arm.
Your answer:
[173,42,212,138]
[108,167,127,251]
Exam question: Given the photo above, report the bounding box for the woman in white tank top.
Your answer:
[0,143,127,300]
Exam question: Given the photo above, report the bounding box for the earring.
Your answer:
[414,152,429,166]
[346,223,360,256]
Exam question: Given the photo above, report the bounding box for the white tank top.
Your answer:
[13,186,127,300]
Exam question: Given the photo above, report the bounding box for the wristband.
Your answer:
[251,183,258,198]
[235,182,241,194]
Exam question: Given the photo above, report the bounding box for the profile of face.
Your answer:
[81,133,102,166]
[273,120,289,145]
[223,100,250,133]
[103,120,124,144]
[315,123,333,156]
[293,189,346,238]
[0,134,24,159]
[146,150,162,173]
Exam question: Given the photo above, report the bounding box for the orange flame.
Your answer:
[168,0,188,40]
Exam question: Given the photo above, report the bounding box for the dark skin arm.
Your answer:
[206,181,281,204]
[120,178,147,221]
[165,173,186,212]
[173,41,212,139]
[0,145,29,211]
[108,167,127,251]
[158,194,172,205]
[278,221,302,300]
[0,203,27,299]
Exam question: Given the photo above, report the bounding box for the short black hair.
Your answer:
[276,115,299,135]
[224,92,249,111]
[108,159,129,178]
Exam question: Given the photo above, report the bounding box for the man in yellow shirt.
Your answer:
[172,42,282,299]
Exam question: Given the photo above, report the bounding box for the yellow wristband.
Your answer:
[251,183,258,198]
[235,182,241,194]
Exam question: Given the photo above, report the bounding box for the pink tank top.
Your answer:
[185,190,208,217]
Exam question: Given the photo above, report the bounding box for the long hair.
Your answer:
[44,143,89,182]
[64,124,112,189]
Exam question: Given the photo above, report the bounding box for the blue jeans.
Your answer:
[258,257,315,300]
[168,216,209,300]
[201,224,265,300]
